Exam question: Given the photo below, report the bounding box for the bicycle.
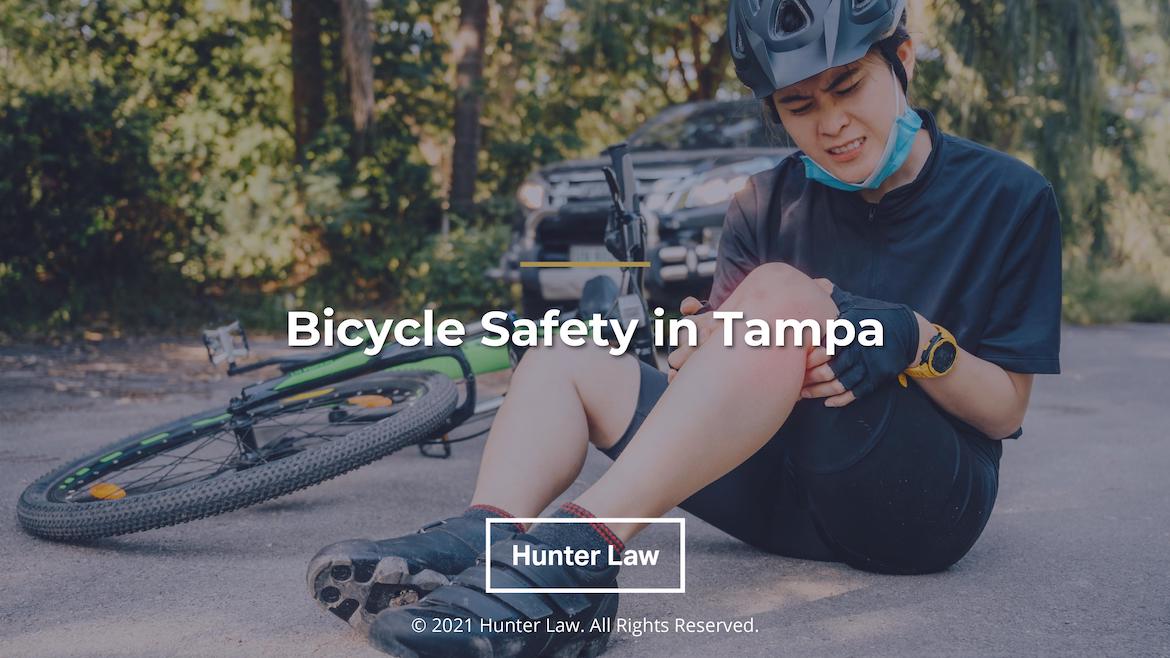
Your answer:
[17,142,657,542]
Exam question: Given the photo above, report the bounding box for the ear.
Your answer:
[896,37,916,83]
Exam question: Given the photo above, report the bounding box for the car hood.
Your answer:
[539,147,788,179]
[534,147,791,208]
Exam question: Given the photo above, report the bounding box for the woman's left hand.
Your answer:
[800,279,921,407]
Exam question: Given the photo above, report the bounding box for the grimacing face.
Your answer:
[771,49,910,184]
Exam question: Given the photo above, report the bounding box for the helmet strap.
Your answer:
[877,38,909,94]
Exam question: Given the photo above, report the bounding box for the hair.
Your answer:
[762,9,911,125]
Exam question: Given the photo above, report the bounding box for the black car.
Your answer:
[490,99,794,316]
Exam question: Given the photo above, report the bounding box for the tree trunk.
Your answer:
[339,0,375,159]
[291,0,325,157]
[694,29,728,100]
[449,0,489,224]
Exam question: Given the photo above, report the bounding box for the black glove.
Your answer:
[827,286,919,400]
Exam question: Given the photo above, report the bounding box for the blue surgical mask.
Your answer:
[799,66,922,192]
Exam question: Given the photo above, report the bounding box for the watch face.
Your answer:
[932,341,958,373]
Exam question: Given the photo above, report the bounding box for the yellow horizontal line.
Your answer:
[520,261,650,268]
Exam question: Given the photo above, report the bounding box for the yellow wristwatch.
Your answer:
[898,324,958,387]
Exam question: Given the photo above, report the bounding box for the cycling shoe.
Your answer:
[368,536,619,658]
[307,515,520,633]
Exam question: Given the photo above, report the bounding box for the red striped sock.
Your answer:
[529,502,625,562]
[463,504,525,533]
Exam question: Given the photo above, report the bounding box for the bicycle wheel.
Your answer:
[18,370,457,542]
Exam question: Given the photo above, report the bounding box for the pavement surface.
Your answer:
[1,324,1168,657]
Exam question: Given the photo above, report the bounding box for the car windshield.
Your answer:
[628,101,786,151]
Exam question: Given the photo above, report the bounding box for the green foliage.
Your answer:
[1,0,1169,336]
[0,0,457,334]
[471,0,738,204]
[1063,263,1170,324]
[298,121,443,308]
[0,84,199,332]
[400,222,513,320]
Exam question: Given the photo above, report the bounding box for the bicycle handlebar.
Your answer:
[607,142,638,214]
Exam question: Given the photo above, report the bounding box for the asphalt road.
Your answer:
[1,324,1168,657]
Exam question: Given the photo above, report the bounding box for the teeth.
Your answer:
[829,138,863,155]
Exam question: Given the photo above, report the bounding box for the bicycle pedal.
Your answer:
[202,320,250,367]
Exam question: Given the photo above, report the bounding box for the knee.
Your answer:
[727,263,832,321]
[514,339,610,385]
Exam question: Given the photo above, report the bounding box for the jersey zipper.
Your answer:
[865,203,880,296]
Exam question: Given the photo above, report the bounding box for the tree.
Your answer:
[449,0,490,223]
[339,0,375,159]
[291,0,326,156]
[573,0,731,104]
[917,0,1170,257]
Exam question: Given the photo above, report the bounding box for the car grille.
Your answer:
[534,201,608,250]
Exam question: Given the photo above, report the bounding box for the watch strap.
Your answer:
[903,324,957,380]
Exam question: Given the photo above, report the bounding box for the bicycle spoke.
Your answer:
[112,443,239,493]
[53,381,426,503]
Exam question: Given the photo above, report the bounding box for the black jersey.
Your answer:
[709,110,1063,442]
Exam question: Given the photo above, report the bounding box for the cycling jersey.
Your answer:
[709,109,1063,445]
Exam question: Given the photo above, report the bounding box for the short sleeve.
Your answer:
[975,185,1063,374]
[709,194,761,310]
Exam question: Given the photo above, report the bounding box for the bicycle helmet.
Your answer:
[729,0,909,98]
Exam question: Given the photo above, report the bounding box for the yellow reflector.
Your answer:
[281,388,335,404]
[90,483,126,500]
[347,395,394,409]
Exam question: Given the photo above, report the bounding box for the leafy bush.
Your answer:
[0,85,199,334]
[400,222,515,320]
[299,121,445,310]
[1063,264,1170,324]
[3,0,1168,340]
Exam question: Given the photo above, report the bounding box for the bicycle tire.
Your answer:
[17,370,457,542]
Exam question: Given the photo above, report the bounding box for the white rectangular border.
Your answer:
[485,517,685,594]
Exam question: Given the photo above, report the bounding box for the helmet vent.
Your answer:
[732,13,749,59]
[852,0,878,13]
[773,0,809,37]
[746,0,761,15]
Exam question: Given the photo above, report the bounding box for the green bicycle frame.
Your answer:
[219,322,516,437]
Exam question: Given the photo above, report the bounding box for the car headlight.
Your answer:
[683,175,749,209]
[517,180,547,211]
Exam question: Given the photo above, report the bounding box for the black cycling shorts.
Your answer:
[602,361,1001,575]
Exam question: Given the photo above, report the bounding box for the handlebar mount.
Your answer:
[601,143,656,368]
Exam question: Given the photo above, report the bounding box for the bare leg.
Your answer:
[469,339,642,518]
[574,263,837,540]
[471,262,834,536]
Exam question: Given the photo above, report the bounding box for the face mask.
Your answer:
[799,65,922,192]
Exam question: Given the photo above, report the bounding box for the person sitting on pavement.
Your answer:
[306,1,1063,655]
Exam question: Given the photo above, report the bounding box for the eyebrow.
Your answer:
[776,68,859,104]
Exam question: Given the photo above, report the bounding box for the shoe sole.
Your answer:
[371,592,619,658]
[307,539,451,635]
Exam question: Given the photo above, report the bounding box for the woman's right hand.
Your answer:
[666,296,718,383]
[667,294,836,386]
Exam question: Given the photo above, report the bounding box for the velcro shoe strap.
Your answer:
[414,525,481,557]
[423,584,521,621]
[456,568,558,620]
[483,541,598,616]
[425,516,510,552]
